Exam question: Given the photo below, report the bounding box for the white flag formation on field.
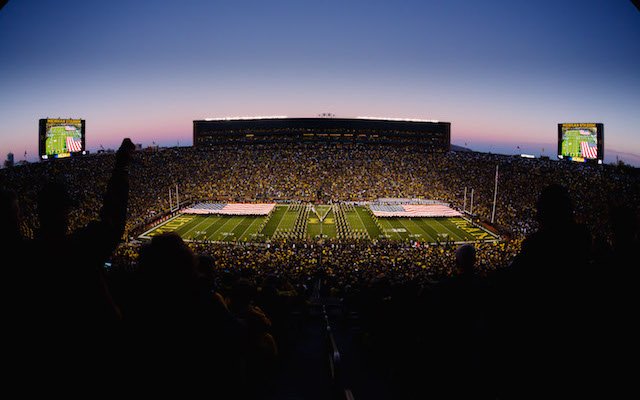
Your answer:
[182,203,276,215]
[370,204,462,218]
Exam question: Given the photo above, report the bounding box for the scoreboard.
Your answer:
[39,118,86,160]
[557,123,604,164]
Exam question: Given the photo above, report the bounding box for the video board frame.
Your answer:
[557,123,604,164]
[38,118,86,160]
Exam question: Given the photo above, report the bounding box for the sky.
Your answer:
[1,0,639,165]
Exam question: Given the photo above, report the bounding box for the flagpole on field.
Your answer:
[463,187,467,212]
[491,165,499,224]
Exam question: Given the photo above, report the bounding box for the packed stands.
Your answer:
[1,141,638,398]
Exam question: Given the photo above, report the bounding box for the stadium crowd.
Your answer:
[3,143,638,241]
[1,140,638,398]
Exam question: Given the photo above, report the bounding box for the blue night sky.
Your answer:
[1,0,639,164]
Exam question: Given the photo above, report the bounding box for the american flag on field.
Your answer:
[370,204,462,218]
[64,125,76,131]
[580,141,598,159]
[183,203,276,215]
[65,136,82,152]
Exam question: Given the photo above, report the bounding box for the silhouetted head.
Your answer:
[0,189,20,240]
[263,274,279,288]
[536,184,573,229]
[610,205,639,249]
[455,244,476,274]
[196,254,216,284]
[37,181,74,237]
[138,233,195,280]
[230,278,255,311]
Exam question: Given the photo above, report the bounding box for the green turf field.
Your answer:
[139,205,500,243]
[561,129,596,158]
[46,125,81,155]
[140,213,267,242]
[307,207,336,239]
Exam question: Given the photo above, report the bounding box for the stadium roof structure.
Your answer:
[193,116,451,149]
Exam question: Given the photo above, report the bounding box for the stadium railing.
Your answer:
[323,305,355,400]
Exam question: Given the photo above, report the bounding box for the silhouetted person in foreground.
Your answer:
[1,189,27,322]
[29,139,134,330]
[608,205,639,271]
[0,189,21,244]
[496,184,595,398]
[0,188,25,276]
[594,205,639,397]
[227,277,278,394]
[425,244,494,399]
[126,232,245,394]
[3,139,134,392]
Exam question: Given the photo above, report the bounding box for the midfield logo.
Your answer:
[311,205,332,222]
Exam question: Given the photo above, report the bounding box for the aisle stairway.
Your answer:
[262,279,396,400]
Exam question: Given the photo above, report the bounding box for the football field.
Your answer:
[46,126,81,155]
[139,204,499,243]
[561,129,596,158]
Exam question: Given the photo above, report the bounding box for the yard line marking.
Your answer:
[236,216,262,240]
[396,218,414,240]
[198,214,230,239]
[431,218,465,241]
[404,218,438,243]
[272,204,291,236]
[184,214,222,238]
[210,216,245,240]
[354,207,371,238]
[379,218,402,240]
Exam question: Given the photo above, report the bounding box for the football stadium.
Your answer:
[3,117,639,399]
[2,0,639,397]
[132,118,496,245]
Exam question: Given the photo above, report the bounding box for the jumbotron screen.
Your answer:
[557,123,604,163]
[39,119,85,159]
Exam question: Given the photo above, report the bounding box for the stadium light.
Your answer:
[356,116,440,123]
[204,116,289,121]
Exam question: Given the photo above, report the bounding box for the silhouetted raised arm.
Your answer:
[100,138,135,244]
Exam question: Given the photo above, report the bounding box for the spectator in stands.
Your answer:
[195,253,218,295]
[1,189,26,331]
[227,277,278,394]
[0,189,20,244]
[3,139,134,391]
[594,205,639,397]
[609,204,639,269]
[424,244,494,398]
[28,139,135,331]
[126,232,246,392]
[0,188,25,287]
[455,243,476,273]
[496,184,595,397]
